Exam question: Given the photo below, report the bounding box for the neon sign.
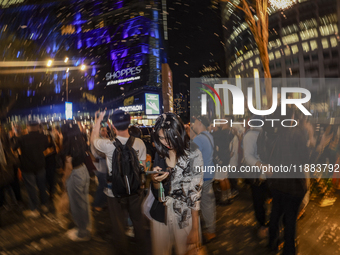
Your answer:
[119,104,143,112]
[106,66,142,85]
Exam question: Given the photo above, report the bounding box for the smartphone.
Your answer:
[145,171,167,175]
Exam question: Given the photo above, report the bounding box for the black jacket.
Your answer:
[13,131,48,173]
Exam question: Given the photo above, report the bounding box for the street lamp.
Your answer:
[64,57,69,63]
[47,59,53,67]
[66,68,69,102]
[80,64,86,71]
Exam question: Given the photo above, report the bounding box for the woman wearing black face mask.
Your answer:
[143,113,204,255]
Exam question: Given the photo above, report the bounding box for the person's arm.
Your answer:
[62,156,73,185]
[243,133,261,167]
[91,111,105,146]
[187,148,204,244]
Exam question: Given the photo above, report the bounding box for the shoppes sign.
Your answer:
[106,66,142,85]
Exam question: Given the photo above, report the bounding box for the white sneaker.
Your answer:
[66,228,91,242]
[41,205,49,214]
[23,209,40,218]
[319,197,337,207]
[125,226,135,238]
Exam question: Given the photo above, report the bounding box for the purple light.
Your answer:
[111,52,116,60]
[17,51,20,58]
[87,78,94,90]
[141,45,148,54]
[121,49,128,58]
[77,39,82,49]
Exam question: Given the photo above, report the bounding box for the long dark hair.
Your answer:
[60,121,86,167]
[152,113,189,159]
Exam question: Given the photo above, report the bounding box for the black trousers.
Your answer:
[251,181,270,227]
[0,167,22,207]
[46,162,56,199]
[107,194,147,255]
[269,189,303,255]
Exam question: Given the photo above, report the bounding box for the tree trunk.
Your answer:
[259,48,272,107]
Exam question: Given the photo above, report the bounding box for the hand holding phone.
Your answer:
[151,166,169,182]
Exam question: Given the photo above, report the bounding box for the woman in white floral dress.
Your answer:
[144,113,204,255]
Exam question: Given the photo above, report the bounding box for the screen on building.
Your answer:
[145,93,160,115]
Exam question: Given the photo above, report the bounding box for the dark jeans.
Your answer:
[92,171,107,208]
[22,170,48,211]
[251,181,270,227]
[0,167,22,206]
[46,160,56,199]
[108,193,147,255]
[269,189,304,255]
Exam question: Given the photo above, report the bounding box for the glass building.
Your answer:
[222,0,340,79]
[0,0,168,124]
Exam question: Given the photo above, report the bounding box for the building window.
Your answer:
[299,18,317,30]
[255,57,260,65]
[302,42,310,52]
[322,38,329,49]
[323,52,330,59]
[275,50,281,59]
[284,47,291,56]
[310,40,318,51]
[330,36,338,47]
[304,55,310,62]
[282,33,299,45]
[319,24,338,36]
[276,62,281,68]
[332,50,339,58]
[285,59,292,66]
[291,44,299,54]
[249,60,253,67]
[269,52,275,61]
[311,54,318,61]
[300,28,318,41]
[276,39,282,47]
[292,57,299,65]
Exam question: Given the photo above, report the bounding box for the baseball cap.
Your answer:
[195,115,210,128]
[111,110,130,130]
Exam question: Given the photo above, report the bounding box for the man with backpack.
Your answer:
[91,110,147,255]
[192,115,216,242]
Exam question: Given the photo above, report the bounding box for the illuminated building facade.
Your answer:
[0,0,167,122]
[223,0,340,79]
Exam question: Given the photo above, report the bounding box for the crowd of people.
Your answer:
[0,107,339,255]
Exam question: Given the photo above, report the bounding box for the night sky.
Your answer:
[167,0,226,94]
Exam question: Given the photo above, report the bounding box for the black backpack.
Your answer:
[211,129,234,165]
[109,136,142,197]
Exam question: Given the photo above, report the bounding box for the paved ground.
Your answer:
[0,183,339,255]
